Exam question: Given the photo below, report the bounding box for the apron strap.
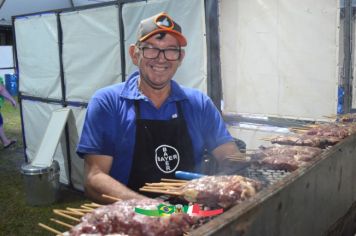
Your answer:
[176,101,184,119]
[134,100,141,119]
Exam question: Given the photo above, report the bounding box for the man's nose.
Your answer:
[157,50,167,61]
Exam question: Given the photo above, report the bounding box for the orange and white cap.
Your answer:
[137,12,187,47]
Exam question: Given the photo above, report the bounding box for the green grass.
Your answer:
[0,97,87,235]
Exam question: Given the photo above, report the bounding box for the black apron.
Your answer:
[127,100,195,192]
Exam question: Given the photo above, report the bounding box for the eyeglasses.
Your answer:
[138,46,181,61]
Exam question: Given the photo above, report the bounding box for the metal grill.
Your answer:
[234,164,291,187]
[246,166,291,186]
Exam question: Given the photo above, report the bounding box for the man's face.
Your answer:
[130,33,185,90]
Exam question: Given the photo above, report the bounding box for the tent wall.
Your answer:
[15,13,62,100]
[123,0,207,92]
[220,0,340,120]
[61,5,122,102]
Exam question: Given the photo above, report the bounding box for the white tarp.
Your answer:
[61,5,122,102]
[15,13,62,99]
[123,0,207,92]
[31,108,71,167]
[220,0,340,120]
[0,46,13,68]
[21,100,69,184]
[67,106,87,191]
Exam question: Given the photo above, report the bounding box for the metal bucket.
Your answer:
[21,161,60,206]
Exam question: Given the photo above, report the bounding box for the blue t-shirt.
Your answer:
[77,71,234,184]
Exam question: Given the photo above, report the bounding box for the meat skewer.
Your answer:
[140,175,261,209]
[67,198,195,236]
[38,223,63,235]
[42,198,196,236]
[227,145,323,172]
[291,123,356,138]
[269,134,340,148]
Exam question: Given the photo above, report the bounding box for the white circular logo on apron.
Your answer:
[155,144,180,173]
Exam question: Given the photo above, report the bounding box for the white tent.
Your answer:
[13,0,355,189]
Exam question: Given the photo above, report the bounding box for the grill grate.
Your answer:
[234,164,291,187]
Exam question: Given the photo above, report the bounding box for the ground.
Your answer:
[0,98,87,235]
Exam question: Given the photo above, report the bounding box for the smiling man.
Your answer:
[77,12,241,203]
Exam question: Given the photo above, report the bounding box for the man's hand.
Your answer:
[211,141,250,173]
[212,141,242,161]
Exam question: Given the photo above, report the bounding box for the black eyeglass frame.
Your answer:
[137,46,182,61]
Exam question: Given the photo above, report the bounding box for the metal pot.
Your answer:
[21,160,60,206]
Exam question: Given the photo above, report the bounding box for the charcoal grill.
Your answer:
[188,133,356,236]
[41,135,356,236]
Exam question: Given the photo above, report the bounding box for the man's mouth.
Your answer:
[151,65,168,72]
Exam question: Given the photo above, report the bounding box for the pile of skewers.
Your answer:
[39,174,262,236]
[39,194,195,236]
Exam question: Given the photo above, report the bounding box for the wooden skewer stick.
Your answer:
[50,218,74,228]
[141,186,182,191]
[64,207,85,216]
[225,155,247,159]
[146,182,186,187]
[82,203,101,208]
[54,209,84,216]
[102,194,121,202]
[160,178,188,183]
[87,202,103,208]
[139,187,181,196]
[224,154,251,161]
[67,207,93,213]
[290,129,308,134]
[53,209,81,222]
[38,223,63,235]
[80,205,95,210]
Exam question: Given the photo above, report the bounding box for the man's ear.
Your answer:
[179,49,185,65]
[129,44,139,66]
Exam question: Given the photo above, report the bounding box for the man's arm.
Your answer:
[84,154,148,204]
[212,141,242,161]
[0,85,16,107]
[211,141,249,173]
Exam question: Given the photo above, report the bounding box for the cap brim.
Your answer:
[139,28,187,47]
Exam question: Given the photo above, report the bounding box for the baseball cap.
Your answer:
[137,12,187,47]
